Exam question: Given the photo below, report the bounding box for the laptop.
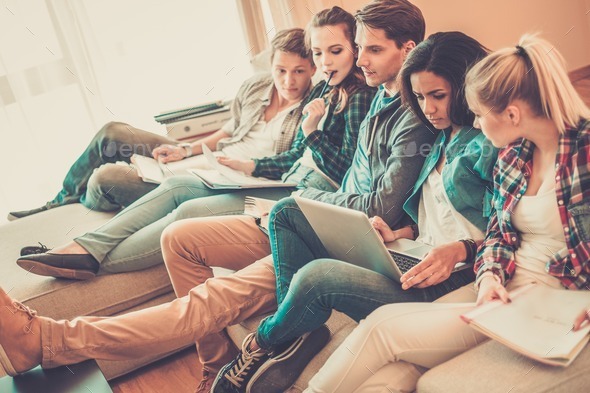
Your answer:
[294,196,468,282]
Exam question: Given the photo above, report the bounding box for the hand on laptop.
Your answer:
[370,216,413,243]
[370,216,398,242]
[399,241,466,290]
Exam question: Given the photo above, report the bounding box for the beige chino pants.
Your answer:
[41,216,277,369]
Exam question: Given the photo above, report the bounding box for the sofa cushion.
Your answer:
[417,340,590,393]
[0,203,178,379]
[1,204,174,319]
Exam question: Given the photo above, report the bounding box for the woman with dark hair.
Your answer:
[211,31,497,393]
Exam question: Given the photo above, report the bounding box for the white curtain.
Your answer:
[0,0,108,215]
[0,0,251,217]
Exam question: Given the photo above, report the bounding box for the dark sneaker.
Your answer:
[211,333,271,393]
[195,369,214,393]
[20,242,51,257]
[7,206,49,221]
[247,325,332,393]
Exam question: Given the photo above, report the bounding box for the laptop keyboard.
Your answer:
[390,252,420,274]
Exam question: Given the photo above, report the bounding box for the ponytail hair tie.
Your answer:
[515,45,527,57]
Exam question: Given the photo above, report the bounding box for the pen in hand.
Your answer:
[318,71,334,97]
[303,71,334,120]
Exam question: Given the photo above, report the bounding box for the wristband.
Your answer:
[410,224,419,240]
[178,142,192,158]
[458,238,477,264]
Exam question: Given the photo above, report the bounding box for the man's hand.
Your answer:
[217,157,255,176]
[152,144,187,163]
[301,98,326,136]
[400,241,466,290]
[370,216,398,243]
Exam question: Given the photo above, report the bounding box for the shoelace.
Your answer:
[35,242,50,253]
[225,338,267,388]
[11,301,37,333]
[195,370,212,392]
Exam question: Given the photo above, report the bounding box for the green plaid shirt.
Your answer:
[252,81,375,183]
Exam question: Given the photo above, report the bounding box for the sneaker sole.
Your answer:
[6,213,19,221]
[246,325,331,393]
[16,260,96,280]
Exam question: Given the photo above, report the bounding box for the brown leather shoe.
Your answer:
[0,287,43,376]
[195,369,214,393]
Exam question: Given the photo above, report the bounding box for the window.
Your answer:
[0,0,252,214]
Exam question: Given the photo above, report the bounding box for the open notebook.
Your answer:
[188,145,297,189]
[243,196,277,235]
[131,154,209,184]
[461,283,590,367]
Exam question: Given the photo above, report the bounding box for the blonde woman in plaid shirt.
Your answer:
[304,34,590,393]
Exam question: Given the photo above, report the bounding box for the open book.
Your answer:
[243,196,278,235]
[461,283,590,367]
[188,145,297,190]
[131,154,209,184]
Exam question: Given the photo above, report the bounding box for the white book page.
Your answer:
[464,284,590,360]
[130,154,164,184]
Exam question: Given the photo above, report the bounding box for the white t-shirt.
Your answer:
[510,183,565,289]
[416,170,484,246]
[221,102,299,160]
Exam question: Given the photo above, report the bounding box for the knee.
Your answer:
[356,303,405,343]
[87,164,118,195]
[174,198,211,220]
[161,221,192,259]
[97,122,131,158]
[160,175,202,191]
[88,164,127,189]
[99,121,129,142]
[288,259,337,297]
[269,197,299,225]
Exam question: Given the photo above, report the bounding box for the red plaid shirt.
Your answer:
[475,121,590,290]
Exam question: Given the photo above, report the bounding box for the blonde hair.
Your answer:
[465,33,590,133]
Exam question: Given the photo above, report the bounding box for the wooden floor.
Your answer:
[107,65,590,393]
[110,348,202,393]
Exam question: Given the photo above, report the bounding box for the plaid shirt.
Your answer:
[475,121,590,290]
[252,81,375,183]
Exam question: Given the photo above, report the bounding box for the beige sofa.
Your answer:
[1,204,589,392]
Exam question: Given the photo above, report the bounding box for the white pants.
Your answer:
[306,276,545,393]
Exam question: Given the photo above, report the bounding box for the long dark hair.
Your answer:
[306,6,367,113]
[399,31,489,127]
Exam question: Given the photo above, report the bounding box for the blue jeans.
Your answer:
[255,258,475,350]
[50,122,173,210]
[75,168,336,274]
[268,197,329,303]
